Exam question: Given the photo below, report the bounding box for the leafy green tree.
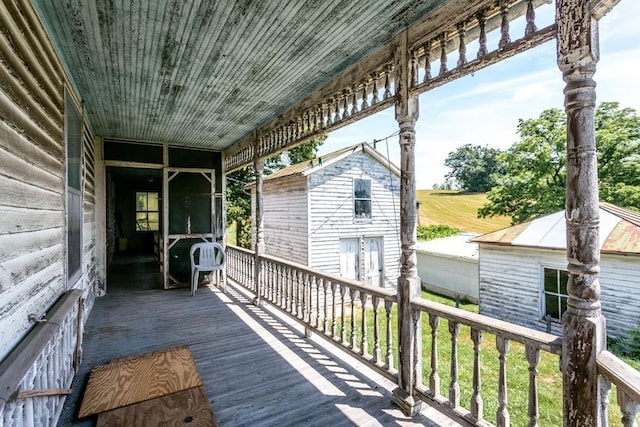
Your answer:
[444,144,504,192]
[479,102,640,224]
[226,135,326,247]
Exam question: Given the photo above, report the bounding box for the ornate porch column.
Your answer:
[557,1,607,425]
[253,151,265,306]
[391,30,424,416]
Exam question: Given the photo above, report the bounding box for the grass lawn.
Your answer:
[416,190,512,234]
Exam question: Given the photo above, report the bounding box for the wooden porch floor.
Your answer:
[59,281,465,426]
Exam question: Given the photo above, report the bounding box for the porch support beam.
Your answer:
[391,30,423,417]
[557,1,607,425]
[253,143,265,306]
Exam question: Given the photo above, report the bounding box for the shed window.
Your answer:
[542,267,569,321]
[136,192,159,231]
[354,179,371,220]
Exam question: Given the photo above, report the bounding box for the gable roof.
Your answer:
[260,143,400,183]
[472,202,640,256]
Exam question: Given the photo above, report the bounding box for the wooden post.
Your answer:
[253,151,264,306]
[391,30,423,417]
[557,1,608,425]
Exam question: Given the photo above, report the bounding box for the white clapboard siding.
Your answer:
[308,151,401,288]
[478,245,640,338]
[0,1,65,360]
[255,175,309,265]
[0,0,97,362]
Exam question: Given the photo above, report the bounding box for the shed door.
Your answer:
[340,238,359,281]
[364,237,383,287]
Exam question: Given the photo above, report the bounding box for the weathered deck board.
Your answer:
[59,277,465,426]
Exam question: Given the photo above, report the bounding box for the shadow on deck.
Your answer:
[59,281,464,426]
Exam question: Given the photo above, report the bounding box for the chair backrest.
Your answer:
[190,242,225,268]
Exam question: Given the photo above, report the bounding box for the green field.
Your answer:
[417,190,512,234]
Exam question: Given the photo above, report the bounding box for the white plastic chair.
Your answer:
[190,242,226,296]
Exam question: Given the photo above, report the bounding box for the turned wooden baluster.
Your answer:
[293,270,302,318]
[307,275,313,324]
[350,289,357,350]
[497,336,510,427]
[340,285,347,344]
[371,73,379,104]
[439,32,448,75]
[471,328,484,422]
[323,279,330,333]
[457,23,467,68]
[526,345,540,427]
[525,0,537,37]
[477,10,488,57]
[331,281,338,338]
[326,101,333,126]
[422,40,432,83]
[618,389,640,427]
[280,265,286,308]
[383,66,392,99]
[334,97,341,123]
[351,86,359,115]
[411,49,419,87]
[304,273,311,323]
[342,91,350,119]
[316,277,322,329]
[449,320,460,408]
[360,82,369,110]
[360,292,368,356]
[498,1,511,49]
[385,300,394,369]
[372,296,381,364]
[429,313,440,396]
[317,105,324,130]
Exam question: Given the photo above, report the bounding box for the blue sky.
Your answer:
[318,0,640,189]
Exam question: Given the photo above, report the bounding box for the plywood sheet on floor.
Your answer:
[96,386,216,427]
[79,345,203,417]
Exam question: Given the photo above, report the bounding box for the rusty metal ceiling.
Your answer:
[32,0,449,151]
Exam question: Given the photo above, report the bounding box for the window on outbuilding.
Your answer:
[353,178,371,220]
[135,191,159,231]
[542,267,569,321]
[65,89,83,286]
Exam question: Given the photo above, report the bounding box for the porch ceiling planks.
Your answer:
[31,0,448,150]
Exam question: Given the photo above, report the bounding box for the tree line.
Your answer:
[440,102,640,224]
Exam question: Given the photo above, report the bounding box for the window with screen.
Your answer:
[354,178,371,220]
[542,267,569,321]
[65,89,83,285]
[136,192,159,231]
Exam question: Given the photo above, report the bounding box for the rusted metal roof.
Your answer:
[32,0,448,150]
[472,204,640,256]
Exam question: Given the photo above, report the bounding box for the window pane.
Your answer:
[136,192,147,211]
[559,270,569,295]
[148,192,159,211]
[545,294,560,320]
[543,268,557,292]
[560,296,568,318]
[148,213,159,231]
[136,213,148,231]
[354,179,370,199]
[355,200,371,219]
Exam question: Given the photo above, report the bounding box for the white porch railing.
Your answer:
[226,244,398,380]
[0,290,83,427]
[226,244,640,426]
